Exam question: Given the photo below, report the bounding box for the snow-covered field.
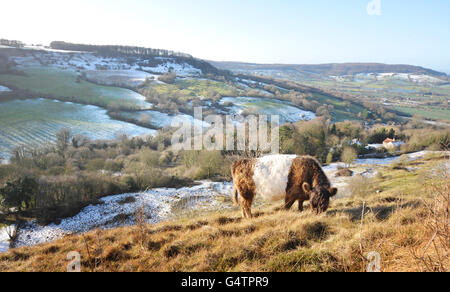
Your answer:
[0,99,155,161]
[0,225,15,253]
[8,45,201,90]
[14,181,233,248]
[219,96,316,124]
[84,70,159,88]
[119,109,210,129]
[140,59,201,77]
[354,150,443,166]
[0,85,11,92]
[353,72,445,85]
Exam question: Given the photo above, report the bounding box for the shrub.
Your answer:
[140,149,160,168]
[193,151,225,180]
[85,159,105,171]
[335,168,353,177]
[348,175,373,198]
[159,151,174,166]
[341,147,357,167]
[158,73,177,84]
[104,159,123,172]
[326,152,333,165]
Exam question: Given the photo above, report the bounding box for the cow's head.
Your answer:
[302,183,338,213]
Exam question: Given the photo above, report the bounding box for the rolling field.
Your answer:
[84,70,159,88]
[149,78,242,101]
[312,93,365,121]
[394,106,450,121]
[0,99,153,160]
[219,97,316,124]
[0,68,152,110]
[302,78,450,121]
[118,110,208,129]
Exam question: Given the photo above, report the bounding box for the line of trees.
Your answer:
[0,39,25,48]
[50,41,192,58]
[50,41,227,76]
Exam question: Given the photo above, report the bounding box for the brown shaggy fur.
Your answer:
[285,156,331,211]
[232,156,337,218]
[232,159,257,218]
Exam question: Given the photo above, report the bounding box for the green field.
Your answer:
[0,68,151,110]
[312,93,365,121]
[148,78,363,121]
[394,106,450,121]
[299,78,450,121]
[150,78,242,101]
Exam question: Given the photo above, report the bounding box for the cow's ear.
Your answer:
[329,187,338,197]
[302,182,311,193]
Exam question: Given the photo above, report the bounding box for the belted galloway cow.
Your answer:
[232,155,338,218]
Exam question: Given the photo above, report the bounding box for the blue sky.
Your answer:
[1,0,450,72]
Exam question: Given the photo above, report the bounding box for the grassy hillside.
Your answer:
[1,155,448,272]
[149,78,242,101]
[211,61,448,78]
[394,106,450,121]
[0,68,150,110]
[312,93,365,121]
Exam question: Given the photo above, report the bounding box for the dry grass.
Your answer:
[0,157,448,272]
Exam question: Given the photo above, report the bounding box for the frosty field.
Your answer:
[0,86,11,92]
[0,99,154,161]
[0,68,152,110]
[14,181,234,248]
[219,96,316,124]
[118,109,209,129]
[84,70,158,88]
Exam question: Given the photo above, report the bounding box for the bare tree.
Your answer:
[341,147,357,168]
[56,128,72,156]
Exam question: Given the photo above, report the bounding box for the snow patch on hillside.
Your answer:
[0,85,11,92]
[119,110,210,129]
[141,62,201,77]
[11,46,202,87]
[219,96,316,124]
[14,181,233,248]
[351,72,445,85]
[0,225,15,253]
[85,70,157,88]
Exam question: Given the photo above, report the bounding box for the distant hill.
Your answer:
[210,61,448,78]
[50,41,226,76]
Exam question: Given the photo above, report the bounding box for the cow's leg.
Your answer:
[298,199,305,212]
[243,202,253,218]
[232,185,239,206]
[238,187,254,219]
[242,194,254,218]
